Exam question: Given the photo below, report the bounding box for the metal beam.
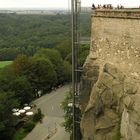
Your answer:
[71,0,81,139]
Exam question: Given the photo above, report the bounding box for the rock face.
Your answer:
[80,10,140,140]
[80,61,140,140]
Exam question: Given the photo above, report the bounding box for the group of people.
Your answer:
[92,4,113,9]
[92,4,124,10]
[117,4,124,9]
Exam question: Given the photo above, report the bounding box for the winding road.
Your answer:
[24,85,70,140]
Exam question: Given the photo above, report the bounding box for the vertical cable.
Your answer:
[71,0,75,140]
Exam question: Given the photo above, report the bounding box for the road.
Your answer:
[24,85,71,140]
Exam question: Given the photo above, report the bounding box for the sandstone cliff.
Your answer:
[79,10,140,140]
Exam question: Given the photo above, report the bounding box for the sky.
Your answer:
[0,0,139,9]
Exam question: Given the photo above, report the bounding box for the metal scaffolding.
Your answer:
[71,0,91,139]
[71,0,81,140]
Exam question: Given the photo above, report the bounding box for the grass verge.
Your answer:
[0,61,13,68]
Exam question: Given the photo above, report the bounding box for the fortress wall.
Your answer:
[80,10,140,140]
[89,10,140,82]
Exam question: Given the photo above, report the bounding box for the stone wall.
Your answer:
[90,10,140,83]
[93,9,140,19]
[80,10,140,140]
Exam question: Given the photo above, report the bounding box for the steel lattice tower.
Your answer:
[71,0,81,140]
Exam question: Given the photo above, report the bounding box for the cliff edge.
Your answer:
[79,10,140,140]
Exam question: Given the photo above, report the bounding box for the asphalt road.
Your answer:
[24,85,71,140]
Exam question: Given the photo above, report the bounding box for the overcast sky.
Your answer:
[0,0,139,9]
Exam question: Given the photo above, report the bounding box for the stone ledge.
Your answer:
[92,9,140,19]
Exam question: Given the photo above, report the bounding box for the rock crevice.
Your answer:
[80,61,140,140]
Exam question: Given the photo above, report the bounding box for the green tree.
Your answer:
[12,54,33,76]
[55,39,71,59]
[9,76,34,105]
[34,48,64,84]
[33,108,43,123]
[0,48,19,61]
[63,61,72,82]
[23,121,35,132]
[65,53,72,64]
[28,57,57,93]
[0,65,17,91]
[0,91,19,140]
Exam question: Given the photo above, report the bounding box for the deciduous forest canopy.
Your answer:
[0,13,90,60]
[0,12,90,140]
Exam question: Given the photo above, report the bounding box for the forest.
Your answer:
[0,12,90,140]
[0,13,90,60]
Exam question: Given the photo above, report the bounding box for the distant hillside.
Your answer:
[0,13,90,60]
